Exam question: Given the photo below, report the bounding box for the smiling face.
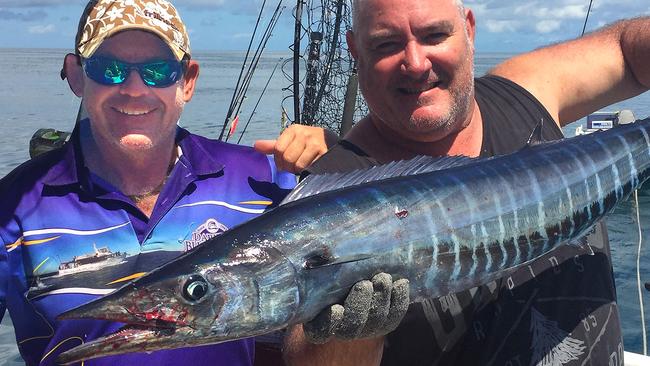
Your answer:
[75,30,196,156]
[349,0,476,143]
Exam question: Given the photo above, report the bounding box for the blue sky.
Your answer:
[0,0,648,53]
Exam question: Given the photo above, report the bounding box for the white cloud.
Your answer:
[535,19,561,33]
[484,20,520,33]
[511,0,585,16]
[0,0,70,6]
[4,0,650,51]
[465,0,649,37]
[28,24,55,34]
[1,0,242,10]
[176,0,228,6]
[522,5,586,20]
[0,9,47,21]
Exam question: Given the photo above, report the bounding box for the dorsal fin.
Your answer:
[281,155,477,205]
[526,118,546,146]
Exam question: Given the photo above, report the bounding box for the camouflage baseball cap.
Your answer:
[75,0,191,61]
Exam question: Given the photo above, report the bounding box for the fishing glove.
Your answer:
[304,273,409,344]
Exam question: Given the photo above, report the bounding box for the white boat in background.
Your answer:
[625,351,650,366]
[574,110,637,136]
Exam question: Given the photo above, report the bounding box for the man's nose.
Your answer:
[119,69,149,96]
[400,42,432,77]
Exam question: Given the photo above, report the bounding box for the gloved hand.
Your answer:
[303,273,410,344]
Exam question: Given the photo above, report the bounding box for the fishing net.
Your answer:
[283,0,368,136]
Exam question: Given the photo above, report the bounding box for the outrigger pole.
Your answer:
[219,1,284,141]
[580,0,594,37]
[340,62,358,137]
[237,59,283,144]
[218,0,268,141]
[225,2,284,142]
[292,0,304,125]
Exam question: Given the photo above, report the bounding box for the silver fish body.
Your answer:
[58,118,650,363]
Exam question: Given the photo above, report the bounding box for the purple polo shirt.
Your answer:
[0,120,296,365]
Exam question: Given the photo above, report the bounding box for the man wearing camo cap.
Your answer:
[75,0,190,60]
[0,1,331,365]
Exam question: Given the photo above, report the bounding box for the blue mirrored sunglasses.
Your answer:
[82,56,185,88]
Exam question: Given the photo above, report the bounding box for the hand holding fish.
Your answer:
[304,273,410,344]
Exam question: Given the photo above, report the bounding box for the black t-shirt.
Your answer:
[307,75,622,365]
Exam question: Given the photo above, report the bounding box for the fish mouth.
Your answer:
[56,323,191,364]
[55,284,197,364]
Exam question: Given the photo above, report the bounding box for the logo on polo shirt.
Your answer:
[183,218,228,252]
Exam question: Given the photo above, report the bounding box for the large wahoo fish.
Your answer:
[58,119,650,363]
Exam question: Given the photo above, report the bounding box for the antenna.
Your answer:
[580,0,594,37]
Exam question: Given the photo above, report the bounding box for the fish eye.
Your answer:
[182,275,209,302]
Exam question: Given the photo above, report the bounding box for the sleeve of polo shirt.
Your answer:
[265,155,298,191]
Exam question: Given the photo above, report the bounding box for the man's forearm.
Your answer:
[490,16,650,125]
[283,325,384,366]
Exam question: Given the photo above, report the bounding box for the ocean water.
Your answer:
[1,49,650,364]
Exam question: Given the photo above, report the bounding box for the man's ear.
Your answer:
[64,53,84,97]
[181,60,199,102]
[465,8,476,45]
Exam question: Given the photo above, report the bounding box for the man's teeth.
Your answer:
[117,108,151,116]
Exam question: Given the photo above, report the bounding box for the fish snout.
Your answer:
[58,282,189,328]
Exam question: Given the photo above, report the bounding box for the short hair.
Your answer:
[352,0,464,9]
[351,0,465,32]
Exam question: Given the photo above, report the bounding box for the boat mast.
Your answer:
[293,0,304,125]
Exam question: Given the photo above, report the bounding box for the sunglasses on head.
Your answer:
[82,56,185,88]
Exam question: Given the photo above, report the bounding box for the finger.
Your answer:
[291,129,329,171]
[254,139,292,172]
[305,128,330,159]
[274,128,297,172]
[361,273,393,338]
[278,138,307,174]
[291,130,330,171]
[292,146,321,172]
[335,281,373,340]
[304,304,344,345]
[253,140,277,154]
[384,279,410,333]
[274,126,295,155]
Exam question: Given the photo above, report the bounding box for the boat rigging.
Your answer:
[283,0,367,136]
